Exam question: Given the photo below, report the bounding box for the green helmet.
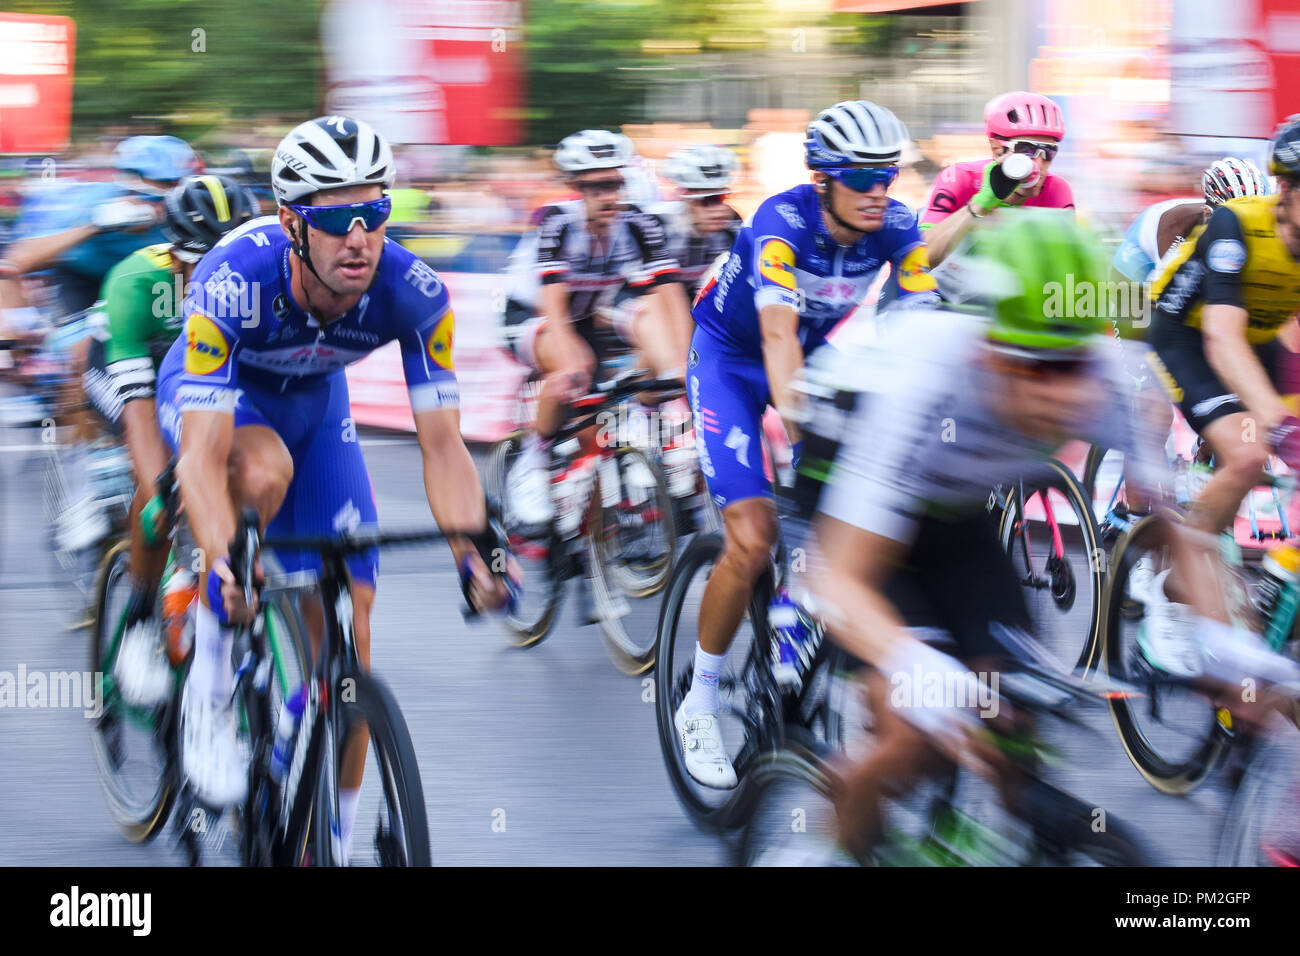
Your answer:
[957,209,1108,355]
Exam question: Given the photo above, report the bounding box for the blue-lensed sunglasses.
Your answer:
[822,166,900,192]
[288,196,392,235]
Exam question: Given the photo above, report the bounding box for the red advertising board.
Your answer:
[1263,0,1300,126]
[0,12,75,154]
[322,0,522,146]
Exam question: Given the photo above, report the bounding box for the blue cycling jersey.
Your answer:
[691,184,938,360]
[162,216,460,416]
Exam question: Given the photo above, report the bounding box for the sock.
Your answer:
[684,644,728,716]
[339,787,360,866]
[189,599,235,702]
[124,578,156,627]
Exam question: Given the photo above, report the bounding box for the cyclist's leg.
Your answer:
[263,370,379,862]
[607,282,690,381]
[685,331,776,699]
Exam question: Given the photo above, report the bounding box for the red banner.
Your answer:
[1263,0,1300,127]
[322,0,523,146]
[0,12,75,154]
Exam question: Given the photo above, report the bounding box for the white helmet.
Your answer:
[663,145,738,195]
[1203,156,1269,205]
[272,115,395,205]
[554,130,634,173]
[805,100,909,168]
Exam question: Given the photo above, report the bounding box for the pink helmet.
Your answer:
[984,91,1065,141]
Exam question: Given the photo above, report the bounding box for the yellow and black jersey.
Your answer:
[1151,195,1300,345]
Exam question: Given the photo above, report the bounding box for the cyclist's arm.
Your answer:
[176,408,237,580]
[539,280,587,353]
[105,264,171,497]
[760,303,803,441]
[917,164,981,266]
[5,224,97,274]
[412,406,486,566]
[1203,303,1292,428]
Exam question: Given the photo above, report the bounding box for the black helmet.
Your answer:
[1271,115,1300,182]
[162,175,257,259]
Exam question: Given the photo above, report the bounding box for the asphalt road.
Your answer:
[0,421,1242,866]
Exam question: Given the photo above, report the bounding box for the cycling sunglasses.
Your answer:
[574,177,625,195]
[997,351,1091,378]
[686,193,729,206]
[1004,139,1060,162]
[288,196,392,235]
[821,166,900,192]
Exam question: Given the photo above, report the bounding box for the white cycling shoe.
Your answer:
[674,703,738,789]
[55,494,110,553]
[180,684,249,807]
[113,618,172,708]
[1134,568,1202,678]
[506,451,555,533]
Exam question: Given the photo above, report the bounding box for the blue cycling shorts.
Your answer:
[687,327,774,509]
[156,365,379,587]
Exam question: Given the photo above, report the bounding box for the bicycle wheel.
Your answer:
[89,540,176,842]
[738,746,841,866]
[654,533,779,831]
[333,671,432,866]
[1217,728,1300,866]
[487,431,564,646]
[588,447,678,674]
[998,459,1104,673]
[1101,514,1233,794]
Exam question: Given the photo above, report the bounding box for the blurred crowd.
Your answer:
[0,109,1239,274]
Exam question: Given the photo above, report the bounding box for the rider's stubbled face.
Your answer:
[988,352,1102,443]
[288,184,386,298]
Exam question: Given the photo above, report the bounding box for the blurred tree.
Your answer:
[6,0,322,140]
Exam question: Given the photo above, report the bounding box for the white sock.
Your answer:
[339,787,360,866]
[684,644,728,716]
[189,599,235,702]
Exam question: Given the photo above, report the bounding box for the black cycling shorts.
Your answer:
[1148,310,1283,433]
[503,297,633,375]
[882,510,1032,663]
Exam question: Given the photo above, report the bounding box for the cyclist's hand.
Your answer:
[206,556,263,626]
[559,367,590,402]
[1269,415,1300,471]
[461,549,521,615]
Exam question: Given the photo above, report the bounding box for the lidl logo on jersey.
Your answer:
[758,239,796,290]
[184,313,231,376]
[896,245,938,294]
[425,311,455,370]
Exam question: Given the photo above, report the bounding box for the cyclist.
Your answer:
[7,135,201,316]
[920,91,1074,268]
[500,129,691,533]
[1139,119,1300,671]
[156,117,511,861]
[809,210,1285,862]
[677,99,939,788]
[642,145,744,504]
[653,145,743,295]
[1113,157,1270,284]
[82,175,256,708]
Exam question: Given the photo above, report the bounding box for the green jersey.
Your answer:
[98,243,181,404]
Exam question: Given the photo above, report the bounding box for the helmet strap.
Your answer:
[290,216,345,303]
[817,178,866,243]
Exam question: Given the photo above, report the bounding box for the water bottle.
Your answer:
[162,568,197,666]
[768,590,812,691]
[1256,545,1300,649]
[269,686,307,784]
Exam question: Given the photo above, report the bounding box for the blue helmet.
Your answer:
[112,135,199,183]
